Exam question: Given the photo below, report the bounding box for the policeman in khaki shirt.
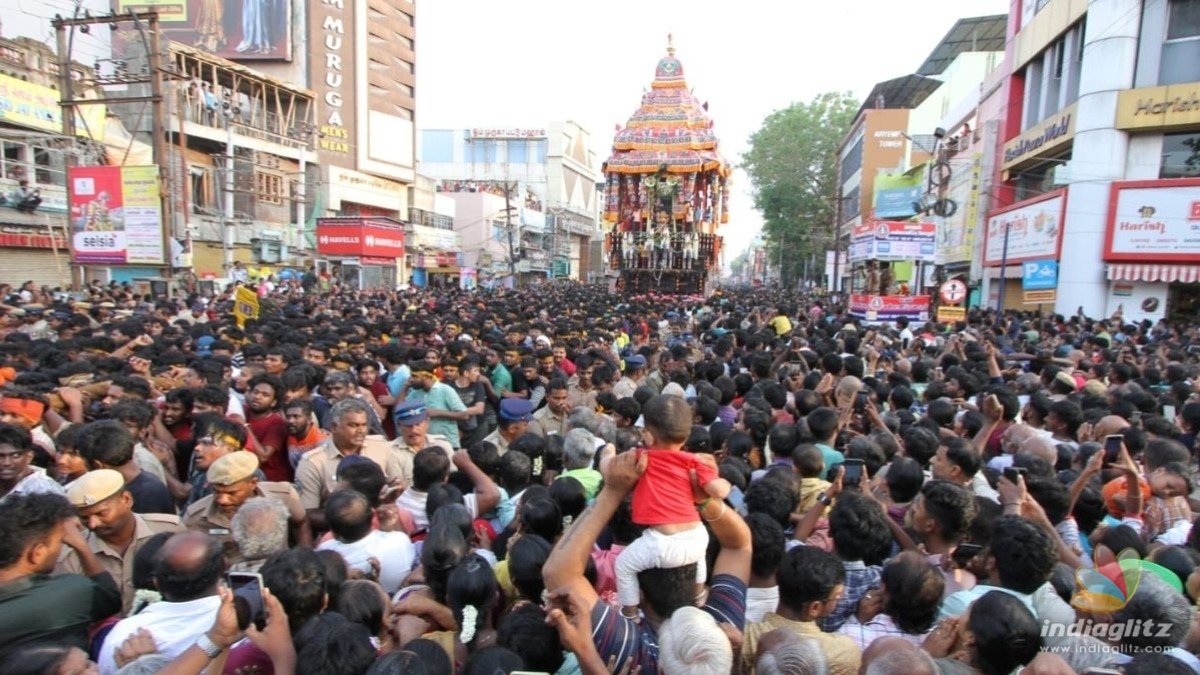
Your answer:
[184,452,311,562]
[483,399,533,456]
[294,399,408,519]
[529,379,571,438]
[56,469,183,613]
[391,401,456,487]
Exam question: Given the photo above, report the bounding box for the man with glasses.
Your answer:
[0,422,64,501]
[185,418,262,507]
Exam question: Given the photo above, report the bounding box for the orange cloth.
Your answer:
[0,397,45,426]
[1102,475,1150,517]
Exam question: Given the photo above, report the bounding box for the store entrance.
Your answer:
[1167,283,1200,323]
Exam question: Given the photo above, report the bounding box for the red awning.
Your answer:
[1107,263,1200,283]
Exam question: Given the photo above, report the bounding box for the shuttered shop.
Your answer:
[0,245,71,289]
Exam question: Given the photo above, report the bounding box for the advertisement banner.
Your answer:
[1104,180,1200,261]
[873,169,924,219]
[0,74,106,139]
[984,189,1065,266]
[849,221,936,263]
[1022,259,1058,290]
[936,154,982,265]
[115,0,292,62]
[316,218,406,259]
[68,166,165,265]
[848,294,931,322]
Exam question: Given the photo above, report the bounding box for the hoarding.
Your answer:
[1104,179,1200,261]
[984,189,1065,266]
[849,221,936,263]
[848,293,931,322]
[68,165,165,265]
[116,0,292,61]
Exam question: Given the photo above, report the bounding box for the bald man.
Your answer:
[862,636,939,675]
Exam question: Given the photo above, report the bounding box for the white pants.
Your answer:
[615,524,709,608]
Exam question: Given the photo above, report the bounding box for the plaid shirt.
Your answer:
[818,560,881,632]
[1144,496,1192,542]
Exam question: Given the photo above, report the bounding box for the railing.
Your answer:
[607,232,721,271]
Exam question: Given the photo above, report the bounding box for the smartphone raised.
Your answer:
[951,543,983,567]
[1104,434,1124,464]
[1164,404,1177,421]
[854,391,870,413]
[228,571,266,632]
[840,459,865,488]
[1003,466,1026,485]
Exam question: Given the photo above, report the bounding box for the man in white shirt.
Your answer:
[394,447,501,533]
[317,489,413,594]
[97,532,225,674]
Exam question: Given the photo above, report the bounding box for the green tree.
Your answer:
[741,91,858,289]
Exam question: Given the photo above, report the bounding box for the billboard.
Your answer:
[873,169,923,219]
[68,166,166,265]
[1104,179,1200,261]
[849,221,936,263]
[310,0,356,165]
[0,74,107,139]
[316,218,406,259]
[115,0,292,61]
[984,189,1065,266]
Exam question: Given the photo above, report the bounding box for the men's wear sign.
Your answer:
[68,166,165,265]
[1104,180,1200,261]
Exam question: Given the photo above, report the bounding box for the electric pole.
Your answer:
[505,180,518,287]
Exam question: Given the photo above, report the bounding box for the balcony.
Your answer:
[170,44,315,157]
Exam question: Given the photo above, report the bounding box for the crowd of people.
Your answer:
[0,278,1199,675]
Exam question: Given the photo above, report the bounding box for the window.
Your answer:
[1,141,28,181]
[1168,0,1200,39]
[190,168,211,213]
[1022,22,1085,128]
[470,139,497,164]
[34,147,63,185]
[839,137,863,185]
[529,140,547,164]
[1012,154,1068,202]
[255,172,284,204]
[493,222,507,242]
[1161,0,1200,84]
[841,185,861,223]
[506,140,527,164]
[1161,132,1200,178]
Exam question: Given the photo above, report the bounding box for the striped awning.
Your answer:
[1107,263,1200,283]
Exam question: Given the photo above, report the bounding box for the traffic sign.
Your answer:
[939,279,967,305]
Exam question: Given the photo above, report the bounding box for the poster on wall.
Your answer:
[984,189,1065,266]
[114,0,292,61]
[68,166,165,265]
[1105,179,1200,261]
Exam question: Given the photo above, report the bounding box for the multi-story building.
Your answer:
[982,0,1200,323]
[419,122,601,282]
[406,175,461,288]
[0,36,103,288]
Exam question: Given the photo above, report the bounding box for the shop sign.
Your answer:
[936,306,966,323]
[0,231,67,249]
[468,128,546,139]
[849,221,936,263]
[984,190,1065,266]
[1002,104,1076,170]
[1104,179,1200,261]
[1024,289,1057,304]
[314,0,353,157]
[1116,84,1200,131]
[315,218,405,259]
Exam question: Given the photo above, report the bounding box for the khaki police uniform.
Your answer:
[294,436,407,511]
[183,481,304,564]
[56,512,182,614]
[390,433,455,488]
[529,406,569,438]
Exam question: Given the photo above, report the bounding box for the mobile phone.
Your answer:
[1003,466,1026,484]
[840,459,865,487]
[1165,404,1177,420]
[228,572,266,632]
[951,543,983,567]
[854,392,869,413]
[1104,434,1124,464]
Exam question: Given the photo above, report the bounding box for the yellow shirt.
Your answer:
[769,315,793,336]
[742,613,861,675]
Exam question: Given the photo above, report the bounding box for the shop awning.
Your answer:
[1107,263,1200,283]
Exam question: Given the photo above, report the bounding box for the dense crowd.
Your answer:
[0,278,1199,675]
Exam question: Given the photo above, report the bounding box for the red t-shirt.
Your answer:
[630,449,718,526]
[248,411,291,482]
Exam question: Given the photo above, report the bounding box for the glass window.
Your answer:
[841,185,861,223]
[470,140,496,164]
[506,140,527,164]
[1168,0,1200,39]
[529,140,547,164]
[839,137,863,184]
[1161,132,1200,178]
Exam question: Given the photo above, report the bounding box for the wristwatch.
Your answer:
[195,632,223,659]
[817,492,833,505]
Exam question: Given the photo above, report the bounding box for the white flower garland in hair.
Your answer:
[460,604,479,644]
[532,456,544,475]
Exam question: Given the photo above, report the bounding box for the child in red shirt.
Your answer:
[607,395,730,618]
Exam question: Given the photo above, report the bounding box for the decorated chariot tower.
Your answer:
[603,38,730,295]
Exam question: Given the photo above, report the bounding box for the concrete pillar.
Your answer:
[1056,0,1141,317]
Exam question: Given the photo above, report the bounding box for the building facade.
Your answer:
[418,123,601,282]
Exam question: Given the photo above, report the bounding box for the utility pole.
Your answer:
[54,11,173,289]
[832,186,844,300]
[222,116,236,272]
[504,180,518,287]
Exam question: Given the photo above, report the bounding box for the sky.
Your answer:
[417,0,1012,260]
[3,0,1013,261]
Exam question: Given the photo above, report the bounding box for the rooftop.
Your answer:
[916,15,1008,76]
[855,74,943,119]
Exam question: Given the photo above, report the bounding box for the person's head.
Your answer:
[885,457,926,504]
[206,451,262,519]
[293,612,377,675]
[985,515,1058,593]
[931,436,981,484]
[334,458,387,509]
[755,630,829,675]
[337,579,390,637]
[325,489,373,544]
[562,428,596,470]
[658,606,734,675]
[329,398,371,451]
[0,492,75,575]
[65,469,135,543]
[962,590,1043,675]
[461,646,524,675]
[75,420,136,470]
[0,645,98,675]
[508,534,552,602]
[400,640,453,675]
[878,551,945,635]
[827,490,892,565]
[365,652,429,675]
[284,398,315,438]
[911,480,976,545]
[192,417,247,470]
[447,554,499,646]
[413,447,451,492]
[747,512,785,582]
[1107,572,1193,650]
[261,548,328,634]
[497,603,564,673]
[153,532,225,602]
[245,374,283,415]
[231,497,288,564]
[776,545,845,621]
[640,394,692,449]
[0,422,34,485]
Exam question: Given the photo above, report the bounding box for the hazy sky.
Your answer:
[4,0,1013,260]
[417,0,1012,259]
